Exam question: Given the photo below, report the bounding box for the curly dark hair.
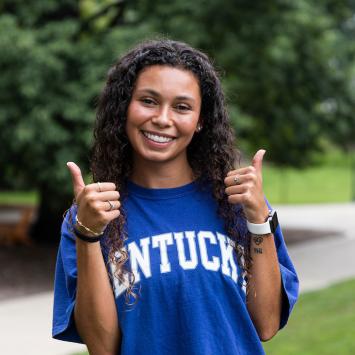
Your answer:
[68,38,251,305]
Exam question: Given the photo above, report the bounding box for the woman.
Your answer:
[52,39,298,355]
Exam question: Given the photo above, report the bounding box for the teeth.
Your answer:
[143,131,174,143]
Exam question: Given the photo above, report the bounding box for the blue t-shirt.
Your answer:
[52,180,299,354]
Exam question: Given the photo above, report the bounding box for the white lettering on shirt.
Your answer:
[174,231,198,270]
[152,233,174,273]
[128,237,152,283]
[217,232,238,283]
[198,231,220,271]
[111,231,240,298]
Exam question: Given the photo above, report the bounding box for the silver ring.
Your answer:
[97,182,102,192]
[233,175,240,184]
[107,200,114,211]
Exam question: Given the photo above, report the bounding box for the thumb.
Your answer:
[252,149,266,174]
[66,162,86,199]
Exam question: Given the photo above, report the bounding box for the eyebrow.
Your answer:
[136,88,196,103]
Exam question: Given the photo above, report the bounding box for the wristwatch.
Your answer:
[246,210,279,235]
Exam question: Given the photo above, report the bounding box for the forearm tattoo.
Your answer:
[252,235,264,254]
[253,236,264,245]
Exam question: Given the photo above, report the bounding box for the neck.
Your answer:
[130,155,195,188]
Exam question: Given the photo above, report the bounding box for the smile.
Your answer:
[142,131,175,143]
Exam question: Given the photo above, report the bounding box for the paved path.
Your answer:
[1,203,354,355]
[0,292,86,355]
[275,203,355,292]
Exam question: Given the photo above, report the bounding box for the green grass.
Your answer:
[263,278,355,354]
[72,278,355,355]
[252,149,353,204]
[0,151,353,205]
[263,163,351,204]
[0,191,38,205]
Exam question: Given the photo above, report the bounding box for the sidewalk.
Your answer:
[0,292,86,355]
[1,203,354,355]
[275,202,355,292]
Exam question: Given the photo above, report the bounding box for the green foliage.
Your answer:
[264,278,355,354]
[132,0,355,166]
[0,1,154,242]
[2,0,348,328]
[0,14,84,197]
[0,0,354,210]
[0,0,150,203]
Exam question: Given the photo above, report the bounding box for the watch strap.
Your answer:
[246,210,278,235]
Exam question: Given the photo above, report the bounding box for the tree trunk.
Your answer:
[351,148,355,202]
[29,185,73,244]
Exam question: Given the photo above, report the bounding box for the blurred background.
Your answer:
[0,0,354,354]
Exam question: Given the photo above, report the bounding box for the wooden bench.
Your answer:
[0,204,37,245]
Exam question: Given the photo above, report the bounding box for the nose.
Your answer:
[151,106,173,127]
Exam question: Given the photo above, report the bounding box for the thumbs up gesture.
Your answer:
[224,150,269,224]
[66,162,121,237]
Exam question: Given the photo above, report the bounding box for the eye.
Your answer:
[175,104,191,111]
[140,98,156,105]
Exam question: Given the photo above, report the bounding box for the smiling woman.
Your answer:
[52,39,299,355]
[126,65,202,180]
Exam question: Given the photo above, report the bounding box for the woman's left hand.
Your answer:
[224,149,269,224]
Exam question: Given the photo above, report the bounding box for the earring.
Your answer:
[196,124,202,133]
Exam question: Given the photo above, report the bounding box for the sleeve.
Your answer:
[274,224,299,329]
[267,200,299,329]
[52,204,83,343]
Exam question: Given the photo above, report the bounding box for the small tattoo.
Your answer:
[253,236,264,245]
[253,247,263,254]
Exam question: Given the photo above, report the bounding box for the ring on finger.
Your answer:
[107,200,114,211]
[233,175,241,184]
[97,181,102,192]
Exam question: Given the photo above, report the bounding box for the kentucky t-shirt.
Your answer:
[52,180,299,354]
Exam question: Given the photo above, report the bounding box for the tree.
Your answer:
[1,0,354,242]
[0,0,147,242]
[132,0,355,166]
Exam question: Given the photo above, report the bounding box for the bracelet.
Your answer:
[75,215,103,237]
[73,226,103,243]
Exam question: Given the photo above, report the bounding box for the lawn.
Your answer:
[262,149,353,204]
[263,278,355,354]
[0,190,38,205]
[263,163,351,204]
[0,151,353,205]
[72,278,355,355]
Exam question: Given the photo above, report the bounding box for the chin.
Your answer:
[134,148,184,164]
[143,153,177,163]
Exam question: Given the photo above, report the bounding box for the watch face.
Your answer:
[269,210,279,234]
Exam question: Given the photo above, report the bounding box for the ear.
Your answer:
[196,119,203,133]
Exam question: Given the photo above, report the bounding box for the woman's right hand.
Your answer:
[66,162,121,237]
